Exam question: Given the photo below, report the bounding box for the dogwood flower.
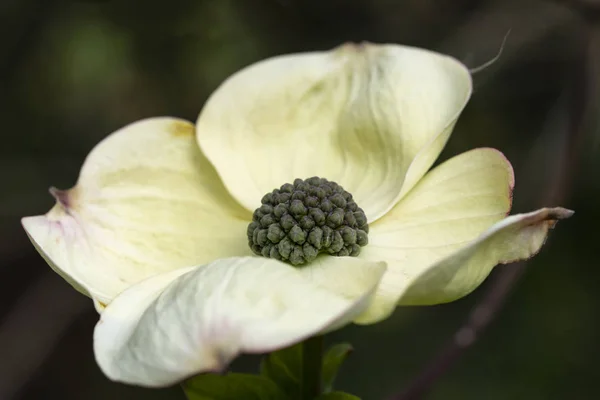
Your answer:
[21,42,571,388]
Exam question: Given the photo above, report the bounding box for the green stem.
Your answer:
[301,335,324,400]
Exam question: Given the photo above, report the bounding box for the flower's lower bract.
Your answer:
[247,177,369,265]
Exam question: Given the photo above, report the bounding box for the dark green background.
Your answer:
[1,0,597,399]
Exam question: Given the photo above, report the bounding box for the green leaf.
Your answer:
[315,392,361,400]
[322,343,353,392]
[260,342,303,398]
[183,373,290,400]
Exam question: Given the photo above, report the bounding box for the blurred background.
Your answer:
[1,0,598,399]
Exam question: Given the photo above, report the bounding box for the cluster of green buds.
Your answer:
[248,177,369,265]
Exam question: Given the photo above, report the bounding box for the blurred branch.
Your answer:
[388,3,592,400]
[389,263,526,400]
[439,0,573,87]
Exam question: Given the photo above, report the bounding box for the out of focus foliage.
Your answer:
[1,0,598,399]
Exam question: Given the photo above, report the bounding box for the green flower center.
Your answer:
[247,177,369,266]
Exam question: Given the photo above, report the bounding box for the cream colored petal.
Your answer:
[21,118,251,305]
[93,256,386,387]
[295,255,388,331]
[355,148,566,323]
[196,42,472,222]
[396,207,573,307]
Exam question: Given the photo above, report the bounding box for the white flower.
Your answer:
[21,43,572,387]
